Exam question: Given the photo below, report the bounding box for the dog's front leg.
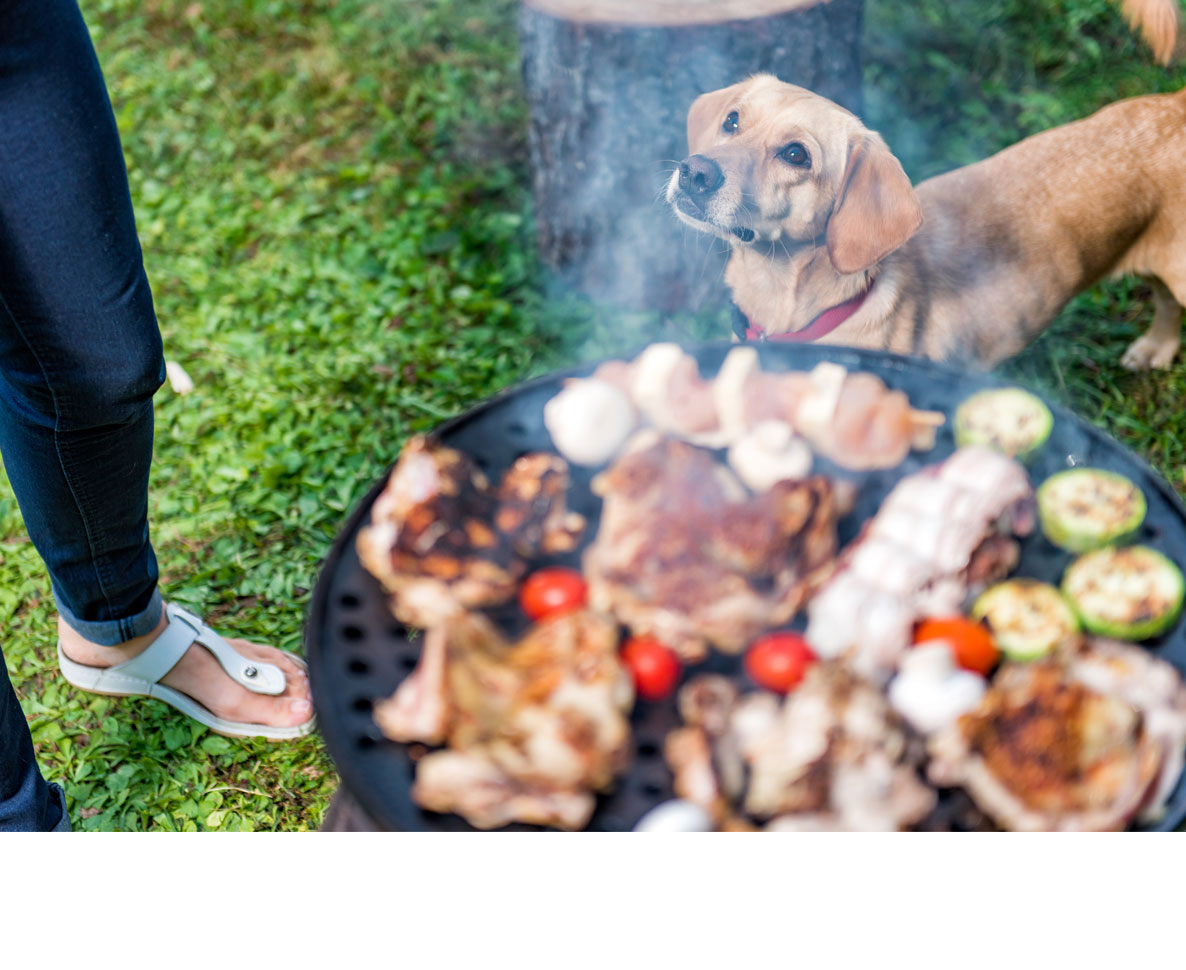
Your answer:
[1121,277,1182,370]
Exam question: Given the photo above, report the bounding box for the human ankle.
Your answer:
[57,610,168,665]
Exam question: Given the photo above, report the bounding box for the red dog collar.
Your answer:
[742,288,870,343]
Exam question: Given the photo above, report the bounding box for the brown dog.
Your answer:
[667,73,1186,369]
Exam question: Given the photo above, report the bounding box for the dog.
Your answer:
[666,10,1186,368]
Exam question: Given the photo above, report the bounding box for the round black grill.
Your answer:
[307,342,1186,831]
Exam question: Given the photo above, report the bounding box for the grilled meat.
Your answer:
[373,609,634,830]
[584,434,843,661]
[927,638,1186,831]
[357,436,585,627]
[547,345,942,473]
[372,626,451,746]
[666,665,937,831]
[495,453,586,556]
[413,752,596,830]
[806,446,1034,679]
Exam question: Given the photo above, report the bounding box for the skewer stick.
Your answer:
[909,409,946,451]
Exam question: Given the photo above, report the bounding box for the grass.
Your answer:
[2,0,1184,830]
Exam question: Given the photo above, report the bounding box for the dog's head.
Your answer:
[666,74,923,275]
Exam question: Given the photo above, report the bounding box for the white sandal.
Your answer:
[58,602,316,741]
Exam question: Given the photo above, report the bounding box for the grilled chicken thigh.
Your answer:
[374,609,633,830]
[928,638,1186,831]
[357,436,585,628]
[584,434,844,661]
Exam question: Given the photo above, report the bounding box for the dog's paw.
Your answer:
[1121,334,1180,371]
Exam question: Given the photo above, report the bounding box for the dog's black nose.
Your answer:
[678,155,724,206]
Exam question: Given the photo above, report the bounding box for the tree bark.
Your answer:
[519,0,865,313]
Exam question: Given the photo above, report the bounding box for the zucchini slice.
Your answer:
[1062,545,1184,641]
[971,578,1080,661]
[1037,468,1146,553]
[953,388,1053,461]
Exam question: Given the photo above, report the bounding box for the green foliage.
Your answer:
[3,0,1185,830]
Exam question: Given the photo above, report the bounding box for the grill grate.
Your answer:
[306,342,1186,831]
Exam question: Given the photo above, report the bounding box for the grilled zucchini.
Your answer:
[953,387,1052,461]
[1037,468,1146,553]
[971,578,1080,661]
[1062,545,1184,641]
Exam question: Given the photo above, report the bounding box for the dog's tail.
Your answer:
[1116,0,1182,64]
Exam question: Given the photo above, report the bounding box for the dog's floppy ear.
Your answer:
[686,81,748,154]
[826,134,923,276]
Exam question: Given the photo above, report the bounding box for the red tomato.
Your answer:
[913,617,1000,676]
[620,635,682,701]
[519,567,588,620]
[745,632,815,693]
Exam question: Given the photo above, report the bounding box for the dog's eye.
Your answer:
[779,142,811,168]
[722,111,739,134]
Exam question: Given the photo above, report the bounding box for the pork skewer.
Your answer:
[544,343,944,474]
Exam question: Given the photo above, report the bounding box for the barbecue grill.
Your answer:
[306,342,1186,831]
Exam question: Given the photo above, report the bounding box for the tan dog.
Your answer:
[667,73,1186,369]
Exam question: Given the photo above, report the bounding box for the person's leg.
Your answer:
[0,645,69,832]
[0,0,311,764]
[0,0,166,644]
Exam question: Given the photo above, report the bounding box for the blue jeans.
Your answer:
[0,0,165,830]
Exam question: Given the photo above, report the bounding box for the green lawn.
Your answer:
[2,0,1184,830]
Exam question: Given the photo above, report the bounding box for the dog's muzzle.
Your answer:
[677,154,724,212]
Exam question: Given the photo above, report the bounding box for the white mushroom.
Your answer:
[633,799,713,832]
[543,378,637,467]
[887,642,987,735]
[727,420,813,492]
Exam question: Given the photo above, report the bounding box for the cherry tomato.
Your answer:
[519,567,588,620]
[913,616,1000,676]
[620,635,682,701]
[745,632,815,693]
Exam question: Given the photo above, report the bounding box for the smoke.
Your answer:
[518,0,864,359]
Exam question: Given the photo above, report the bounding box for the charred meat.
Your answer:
[928,638,1186,831]
[357,436,585,628]
[584,434,844,661]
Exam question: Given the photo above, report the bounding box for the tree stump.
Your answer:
[519,0,865,314]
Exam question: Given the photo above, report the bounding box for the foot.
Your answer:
[57,607,314,731]
[1121,332,1180,370]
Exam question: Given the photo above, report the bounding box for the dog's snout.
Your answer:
[678,155,725,206]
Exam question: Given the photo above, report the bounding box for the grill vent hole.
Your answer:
[341,625,364,642]
[352,697,373,713]
[348,658,369,675]
[339,592,361,608]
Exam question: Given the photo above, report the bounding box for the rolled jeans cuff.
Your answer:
[48,783,71,832]
[53,584,163,646]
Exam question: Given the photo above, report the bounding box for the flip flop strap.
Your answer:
[108,603,287,696]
